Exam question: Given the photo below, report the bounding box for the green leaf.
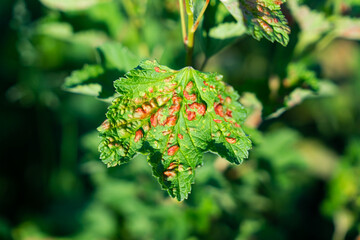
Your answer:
[267,81,337,119]
[220,0,291,46]
[64,42,141,100]
[200,1,247,57]
[39,0,111,11]
[288,0,360,54]
[98,60,252,200]
[36,21,109,47]
[287,0,331,54]
[285,62,320,90]
[64,64,105,97]
[97,42,140,72]
[219,0,244,21]
[205,22,247,57]
[332,17,360,41]
[266,62,337,119]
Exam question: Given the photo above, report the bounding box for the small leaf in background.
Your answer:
[219,0,243,21]
[98,60,252,200]
[97,42,140,72]
[36,21,109,47]
[284,62,320,90]
[266,62,337,119]
[287,0,331,54]
[205,22,247,57]
[220,0,291,46]
[200,1,247,57]
[64,64,105,97]
[332,17,360,41]
[63,42,141,100]
[267,81,337,119]
[40,0,111,11]
[288,0,360,54]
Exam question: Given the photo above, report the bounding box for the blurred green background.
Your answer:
[1,0,360,239]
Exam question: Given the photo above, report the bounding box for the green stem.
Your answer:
[179,0,187,45]
[191,0,210,32]
[185,0,194,66]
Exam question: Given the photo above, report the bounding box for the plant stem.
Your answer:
[179,0,187,45]
[185,0,194,66]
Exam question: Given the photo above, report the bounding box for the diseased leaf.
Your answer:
[220,0,291,46]
[98,60,252,200]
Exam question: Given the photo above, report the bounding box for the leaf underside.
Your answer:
[220,0,291,46]
[98,60,251,201]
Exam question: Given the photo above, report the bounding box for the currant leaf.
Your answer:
[98,60,252,201]
[220,0,291,46]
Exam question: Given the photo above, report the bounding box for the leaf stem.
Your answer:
[185,0,194,66]
[179,0,187,45]
[191,0,210,33]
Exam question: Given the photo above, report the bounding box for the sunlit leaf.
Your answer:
[201,2,247,57]
[97,42,140,72]
[284,62,320,90]
[287,0,331,54]
[288,0,360,54]
[98,60,252,200]
[220,0,291,46]
[37,22,109,47]
[204,22,247,56]
[333,17,360,41]
[40,0,111,11]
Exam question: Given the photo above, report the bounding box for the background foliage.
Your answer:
[1,0,360,239]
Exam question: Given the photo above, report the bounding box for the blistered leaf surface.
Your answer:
[98,60,252,200]
[220,0,290,46]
